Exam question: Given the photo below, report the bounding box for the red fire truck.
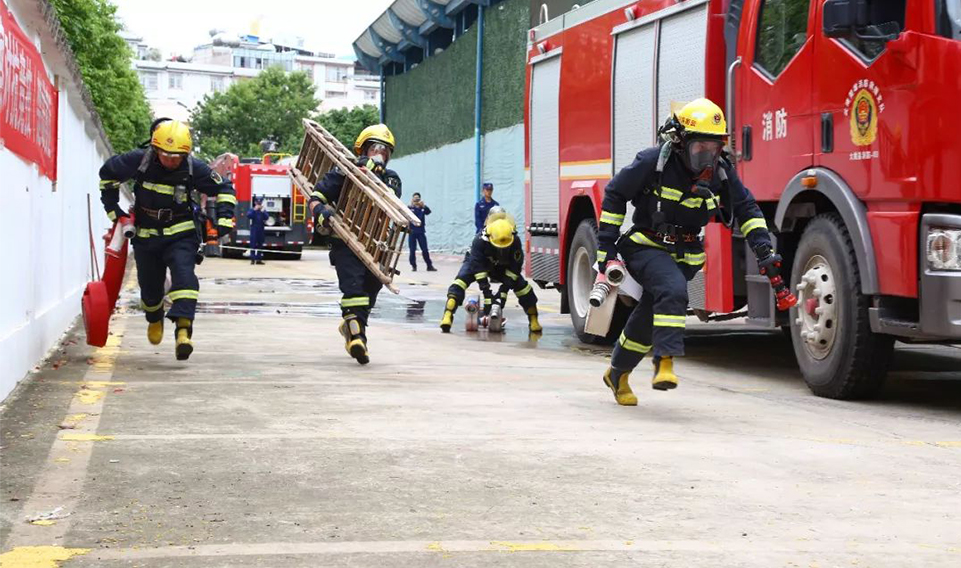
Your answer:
[212,153,310,260]
[524,0,961,398]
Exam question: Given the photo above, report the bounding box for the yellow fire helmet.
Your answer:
[486,218,515,249]
[151,120,193,154]
[354,123,396,156]
[675,98,727,137]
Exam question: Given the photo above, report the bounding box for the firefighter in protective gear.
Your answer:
[596,98,780,405]
[99,118,237,360]
[309,123,401,365]
[440,211,542,334]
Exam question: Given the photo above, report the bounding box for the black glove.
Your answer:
[755,245,783,279]
[597,241,616,273]
[312,203,335,228]
[356,155,386,176]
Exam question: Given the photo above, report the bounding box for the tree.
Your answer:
[316,105,381,152]
[50,0,153,153]
[190,67,320,160]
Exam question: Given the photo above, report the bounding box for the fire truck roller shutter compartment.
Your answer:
[655,2,709,126]
[658,1,710,309]
[612,18,656,247]
[529,52,562,283]
[252,174,292,226]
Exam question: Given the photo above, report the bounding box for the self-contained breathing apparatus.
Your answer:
[135,118,208,265]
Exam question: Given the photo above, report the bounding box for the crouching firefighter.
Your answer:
[597,98,795,406]
[440,210,543,335]
[99,119,237,360]
[309,124,402,365]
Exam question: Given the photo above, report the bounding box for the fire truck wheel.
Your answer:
[567,218,630,345]
[789,213,894,399]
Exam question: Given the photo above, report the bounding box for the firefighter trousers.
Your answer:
[250,227,265,261]
[134,235,200,324]
[330,239,382,329]
[446,263,537,314]
[610,242,703,371]
[408,232,433,269]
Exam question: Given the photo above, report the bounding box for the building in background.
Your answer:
[352,0,528,251]
[126,30,381,122]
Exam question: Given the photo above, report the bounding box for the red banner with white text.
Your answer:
[1,1,59,181]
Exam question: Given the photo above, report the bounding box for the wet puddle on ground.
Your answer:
[117,277,597,354]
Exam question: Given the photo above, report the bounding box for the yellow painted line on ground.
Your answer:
[58,433,114,442]
[82,381,126,388]
[76,390,105,405]
[2,318,126,551]
[0,546,89,567]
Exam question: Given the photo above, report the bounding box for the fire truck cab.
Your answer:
[525,0,961,398]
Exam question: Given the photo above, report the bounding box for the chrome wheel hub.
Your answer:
[794,255,838,360]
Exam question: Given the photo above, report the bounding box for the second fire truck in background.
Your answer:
[211,153,310,260]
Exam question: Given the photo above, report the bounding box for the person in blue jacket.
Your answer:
[408,193,436,272]
[247,196,268,265]
[474,182,499,233]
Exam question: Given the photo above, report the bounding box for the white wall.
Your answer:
[389,124,524,251]
[0,0,122,402]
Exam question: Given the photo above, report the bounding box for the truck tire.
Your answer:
[789,213,894,399]
[566,218,631,345]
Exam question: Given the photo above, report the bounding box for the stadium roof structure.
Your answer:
[353,0,495,75]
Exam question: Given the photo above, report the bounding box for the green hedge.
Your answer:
[385,0,530,158]
[481,0,529,133]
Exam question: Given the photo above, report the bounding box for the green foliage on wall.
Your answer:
[384,27,476,158]
[481,0,529,133]
[50,0,153,152]
[384,0,530,158]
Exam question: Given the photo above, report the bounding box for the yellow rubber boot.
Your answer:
[440,296,457,333]
[147,321,163,345]
[526,306,543,334]
[341,316,369,365]
[175,318,193,361]
[652,356,678,391]
[603,368,637,406]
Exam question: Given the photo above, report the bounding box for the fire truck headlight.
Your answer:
[926,228,961,271]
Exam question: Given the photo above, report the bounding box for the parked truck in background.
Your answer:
[524,0,961,399]
[212,152,310,260]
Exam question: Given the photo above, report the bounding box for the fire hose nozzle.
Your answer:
[121,219,136,239]
[589,281,613,307]
[769,275,798,311]
[589,261,626,307]
[605,261,626,286]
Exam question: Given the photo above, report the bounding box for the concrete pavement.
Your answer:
[2,249,960,567]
